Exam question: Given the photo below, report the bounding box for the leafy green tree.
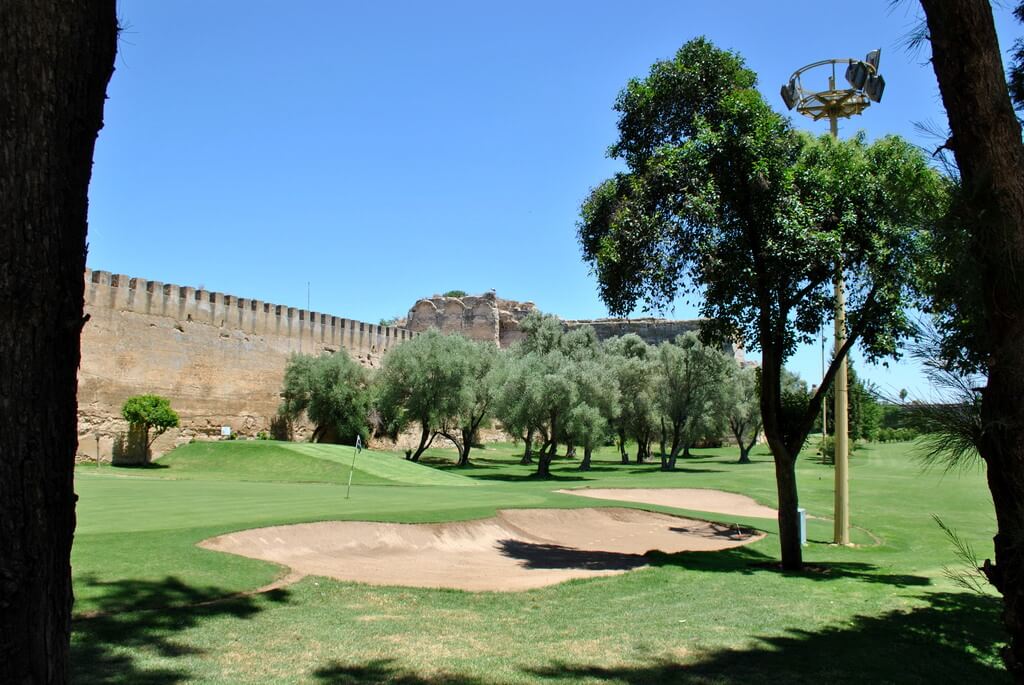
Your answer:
[495,314,618,477]
[279,352,371,445]
[726,364,761,464]
[374,329,470,461]
[578,38,946,568]
[653,333,731,470]
[433,337,502,467]
[566,357,620,471]
[121,395,180,460]
[443,289,468,298]
[603,334,657,463]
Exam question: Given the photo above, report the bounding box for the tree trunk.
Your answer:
[578,445,593,471]
[457,428,473,467]
[921,2,1024,677]
[521,427,534,464]
[659,417,667,460]
[618,429,629,464]
[737,442,752,464]
[535,440,555,478]
[0,3,117,682]
[772,450,802,571]
[410,422,433,461]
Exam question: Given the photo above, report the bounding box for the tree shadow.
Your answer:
[72,575,291,684]
[524,591,1007,683]
[465,472,590,482]
[312,658,487,684]
[644,546,932,588]
[496,539,649,571]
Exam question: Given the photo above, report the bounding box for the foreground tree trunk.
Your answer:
[921,1,1024,677]
[0,3,117,682]
[618,429,629,463]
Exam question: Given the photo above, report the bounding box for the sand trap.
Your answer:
[199,507,762,592]
[556,488,778,520]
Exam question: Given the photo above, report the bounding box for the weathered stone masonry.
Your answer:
[77,269,415,459]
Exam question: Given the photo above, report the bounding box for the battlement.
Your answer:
[84,269,415,357]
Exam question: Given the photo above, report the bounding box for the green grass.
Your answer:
[71,440,1007,683]
[108,439,476,487]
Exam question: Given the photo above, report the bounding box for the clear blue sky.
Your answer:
[88,0,1021,399]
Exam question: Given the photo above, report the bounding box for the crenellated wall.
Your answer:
[77,269,415,459]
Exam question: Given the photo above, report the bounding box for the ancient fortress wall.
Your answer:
[78,269,414,459]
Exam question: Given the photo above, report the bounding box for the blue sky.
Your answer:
[89,1,1021,398]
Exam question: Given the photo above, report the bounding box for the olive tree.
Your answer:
[652,333,730,470]
[725,364,761,464]
[579,38,946,569]
[603,334,658,463]
[279,352,371,445]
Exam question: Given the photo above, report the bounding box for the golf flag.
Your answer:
[346,435,362,499]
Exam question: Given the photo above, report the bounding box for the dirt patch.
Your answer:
[556,488,778,520]
[199,507,763,592]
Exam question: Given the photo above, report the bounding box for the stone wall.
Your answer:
[78,269,414,460]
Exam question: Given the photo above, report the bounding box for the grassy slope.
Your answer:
[71,441,1006,684]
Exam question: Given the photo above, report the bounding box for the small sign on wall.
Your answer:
[220,426,232,438]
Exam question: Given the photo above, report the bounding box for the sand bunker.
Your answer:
[200,507,762,592]
[556,488,778,520]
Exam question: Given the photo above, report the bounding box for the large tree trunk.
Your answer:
[521,427,534,464]
[535,440,555,478]
[921,2,1024,677]
[0,3,117,683]
[457,428,473,467]
[618,428,629,464]
[772,450,802,571]
[409,421,434,461]
[578,445,593,471]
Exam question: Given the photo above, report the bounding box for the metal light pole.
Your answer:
[781,51,885,546]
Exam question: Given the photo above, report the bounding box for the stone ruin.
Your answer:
[400,292,744,360]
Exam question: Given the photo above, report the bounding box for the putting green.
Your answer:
[278,443,478,486]
[132,440,478,487]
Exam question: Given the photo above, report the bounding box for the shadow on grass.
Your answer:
[313,658,487,684]
[111,462,170,470]
[524,592,1006,684]
[311,593,1005,684]
[645,545,931,587]
[72,575,290,684]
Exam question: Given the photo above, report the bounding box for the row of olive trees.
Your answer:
[279,311,764,474]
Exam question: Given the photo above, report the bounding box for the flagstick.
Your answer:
[345,437,361,499]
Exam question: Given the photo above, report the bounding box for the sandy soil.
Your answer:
[199,507,762,592]
[556,488,778,519]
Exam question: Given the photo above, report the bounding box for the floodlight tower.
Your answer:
[780,50,885,547]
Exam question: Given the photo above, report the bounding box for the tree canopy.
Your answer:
[279,352,371,445]
[121,394,180,449]
[579,37,947,569]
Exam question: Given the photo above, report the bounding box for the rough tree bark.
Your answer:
[520,427,534,465]
[920,1,1024,677]
[0,2,117,683]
